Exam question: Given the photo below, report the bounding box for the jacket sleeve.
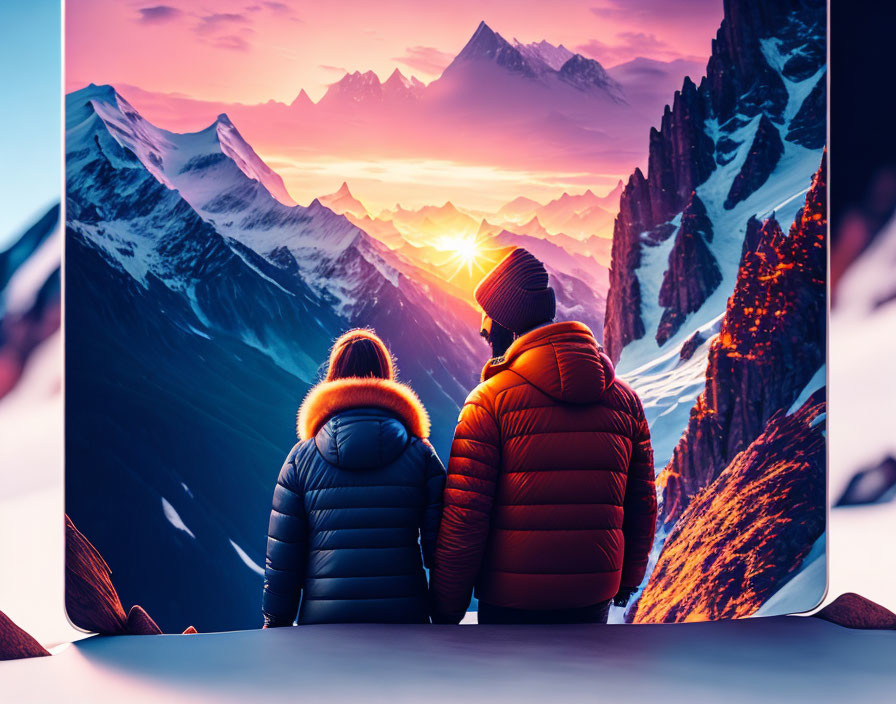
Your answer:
[620,401,658,589]
[262,446,307,627]
[431,393,501,623]
[420,441,447,570]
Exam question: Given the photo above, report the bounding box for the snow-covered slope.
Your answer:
[6,617,895,703]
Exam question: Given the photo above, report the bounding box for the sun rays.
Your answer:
[439,234,506,281]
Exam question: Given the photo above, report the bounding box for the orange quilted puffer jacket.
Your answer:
[432,321,657,622]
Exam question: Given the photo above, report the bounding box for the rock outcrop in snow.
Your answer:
[723,115,784,209]
[813,593,896,630]
[656,193,721,344]
[0,611,49,660]
[603,75,715,361]
[65,515,182,635]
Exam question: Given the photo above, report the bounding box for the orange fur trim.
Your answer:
[297,377,430,441]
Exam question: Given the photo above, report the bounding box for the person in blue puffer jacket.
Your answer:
[262,328,446,626]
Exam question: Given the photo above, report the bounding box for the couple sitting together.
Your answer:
[262,248,657,626]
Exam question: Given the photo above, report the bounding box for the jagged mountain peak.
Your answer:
[67,83,134,128]
[322,66,423,104]
[467,20,502,47]
[289,89,313,108]
[513,38,575,71]
[346,69,380,83]
[451,21,533,76]
[318,181,368,218]
[384,68,415,87]
[80,82,118,100]
[557,53,623,96]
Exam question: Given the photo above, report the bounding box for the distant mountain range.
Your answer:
[89,22,704,204]
[314,181,609,335]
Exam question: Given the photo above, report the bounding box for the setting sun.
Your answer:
[450,237,480,264]
[439,235,491,280]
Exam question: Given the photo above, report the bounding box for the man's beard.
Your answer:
[485,321,514,359]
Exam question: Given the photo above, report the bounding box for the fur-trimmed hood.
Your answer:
[297,377,430,441]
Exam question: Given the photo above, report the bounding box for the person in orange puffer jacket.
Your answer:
[431,247,657,624]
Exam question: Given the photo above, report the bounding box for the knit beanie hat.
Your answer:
[474,248,556,334]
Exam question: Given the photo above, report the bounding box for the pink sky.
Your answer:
[65,1,724,213]
[67,0,722,103]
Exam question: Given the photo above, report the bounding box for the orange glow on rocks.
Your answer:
[633,395,826,624]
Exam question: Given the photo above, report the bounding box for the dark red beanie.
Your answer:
[474,248,556,334]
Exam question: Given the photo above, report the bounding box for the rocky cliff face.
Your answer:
[724,115,784,209]
[604,77,714,361]
[786,74,826,149]
[633,391,826,623]
[65,515,178,635]
[660,155,826,526]
[603,0,826,362]
[0,611,49,661]
[656,194,721,344]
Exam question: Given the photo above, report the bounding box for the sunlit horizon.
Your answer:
[266,154,625,215]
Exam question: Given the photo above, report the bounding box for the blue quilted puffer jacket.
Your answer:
[262,377,446,625]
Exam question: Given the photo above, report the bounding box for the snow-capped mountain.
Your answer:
[434,21,625,105]
[317,181,369,219]
[513,39,574,72]
[103,21,705,197]
[74,88,296,209]
[318,68,424,107]
[64,84,488,632]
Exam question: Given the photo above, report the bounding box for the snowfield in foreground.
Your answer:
[4,617,895,703]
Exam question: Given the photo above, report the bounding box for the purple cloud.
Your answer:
[590,0,718,22]
[577,30,697,66]
[245,2,301,21]
[262,2,291,13]
[394,46,454,76]
[136,6,183,25]
[195,13,250,36]
[213,34,252,52]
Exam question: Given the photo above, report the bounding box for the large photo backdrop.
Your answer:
[63,0,826,632]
